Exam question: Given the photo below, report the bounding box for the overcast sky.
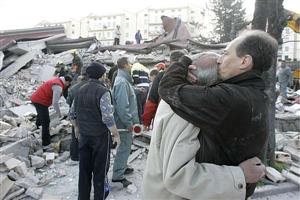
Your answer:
[0,0,299,30]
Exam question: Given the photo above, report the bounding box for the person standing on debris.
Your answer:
[142,50,186,131]
[132,62,150,123]
[108,64,118,89]
[70,52,83,84]
[114,25,121,45]
[66,66,88,163]
[31,75,73,151]
[277,61,293,99]
[135,30,142,44]
[70,62,120,200]
[111,57,139,187]
[152,30,277,199]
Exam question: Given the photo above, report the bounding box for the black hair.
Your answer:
[236,30,278,73]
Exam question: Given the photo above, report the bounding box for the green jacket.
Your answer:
[112,69,139,129]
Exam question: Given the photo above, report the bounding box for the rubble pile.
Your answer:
[265,87,300,186]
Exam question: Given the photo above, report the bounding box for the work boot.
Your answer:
[124,167,134,175]
[112,178,132,187]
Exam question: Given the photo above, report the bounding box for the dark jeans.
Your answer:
[135,87,148,123]
[33,103,50,146]
[70,126,79,161]
[113,38,120,45]
[79,134,110,200]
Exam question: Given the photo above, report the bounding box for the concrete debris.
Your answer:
[30,155,46,169]
[0,121,12,131]
[126,184,138,194]
[4,158,22,170]
[266,167,286,183]
[25,187,43,199]
[0,175,15,200]
[0,51,37,78]
[3,188,25,200]
[275,151,293,164]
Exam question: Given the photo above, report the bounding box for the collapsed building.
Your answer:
[0,16,299,199]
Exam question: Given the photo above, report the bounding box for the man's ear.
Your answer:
[240,55,253,71]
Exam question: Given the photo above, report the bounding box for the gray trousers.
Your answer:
[112,131,132,180]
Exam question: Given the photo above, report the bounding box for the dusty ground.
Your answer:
[41,151,147,200]
[38,152,300,200]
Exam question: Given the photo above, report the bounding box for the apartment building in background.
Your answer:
[280,27,300,61]
[36,4,206,46]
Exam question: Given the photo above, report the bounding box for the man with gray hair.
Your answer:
[143,52,251,199]
[158,30,278,199]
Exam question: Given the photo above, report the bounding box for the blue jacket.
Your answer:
[112,69,139,129]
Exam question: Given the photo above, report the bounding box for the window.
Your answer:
[126,23,129,28]
[108,21,111,27]
[144,14,148,16]
[107,32,110,37]
[126,33,129,37]
[144,29,147,34]
[72,24,75,27]
[108,17,111,20]
[113,22,116,27]
[72,31,75,34]
[285,46,289,51]
[191,10,194,14]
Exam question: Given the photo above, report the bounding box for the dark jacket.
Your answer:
[75,79,109,136]
[159,56,269,197]
[66,80,87,106]
[142,71,164,126]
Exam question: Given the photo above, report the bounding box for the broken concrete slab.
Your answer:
[0,121,12,131]
[266,167,286,183]
[8,104,36,117]
[30,155,46,169]
[0,137,31,158]
[25,187,43,199]
[0,175,15,200]
[4,158,22,170]
[0,51,36,78]
[3,188,25,200]
[14,162,28,177]
[282,170,300,185]
[275,151,292,164]
[283,145,300,161]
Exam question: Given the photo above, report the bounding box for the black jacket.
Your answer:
[159,56,269,197]
[75,79,109,137]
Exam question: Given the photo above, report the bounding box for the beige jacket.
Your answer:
[142,100,246,200]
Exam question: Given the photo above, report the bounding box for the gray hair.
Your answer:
[190,52,220,86]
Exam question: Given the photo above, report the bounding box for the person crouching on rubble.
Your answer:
[31,75,72,151]
[69,62,120,200]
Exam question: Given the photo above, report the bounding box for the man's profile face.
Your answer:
[217,38,244,80]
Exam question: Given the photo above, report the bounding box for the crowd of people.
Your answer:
[30,29,280,199]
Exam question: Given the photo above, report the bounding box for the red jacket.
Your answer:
[31,78,64,107]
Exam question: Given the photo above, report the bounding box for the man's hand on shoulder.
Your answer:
[239,157,266,183]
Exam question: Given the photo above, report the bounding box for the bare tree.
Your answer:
[252,0,287,165]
